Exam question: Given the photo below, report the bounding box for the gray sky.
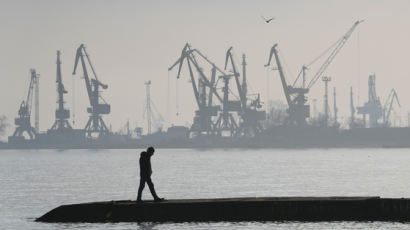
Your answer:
[0,0,409,138]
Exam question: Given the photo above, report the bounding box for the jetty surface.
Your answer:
[36,196,410,222]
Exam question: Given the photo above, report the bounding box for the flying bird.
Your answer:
[261,16,275,23]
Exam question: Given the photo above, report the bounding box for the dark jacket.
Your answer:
[139,151,152,178]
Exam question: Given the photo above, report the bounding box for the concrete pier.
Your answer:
[36,197,410,222]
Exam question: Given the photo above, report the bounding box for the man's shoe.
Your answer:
[136,199,142,203]
[154,197,165,202]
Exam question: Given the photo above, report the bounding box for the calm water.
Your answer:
[2,148,410,229]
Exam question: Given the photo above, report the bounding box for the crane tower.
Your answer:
[51,50,72,131]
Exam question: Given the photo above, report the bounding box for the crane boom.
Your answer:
[266,44,291,105]
[307,20,363,89]
[192,49,226,74]
[187,57,201,108]
[26,69,37,116]
[384,89,400,125]
[189,52,223,103]
[82,46,100,82]
[73,44,93,105]
[168,43,190,78]
[224,47,246,109]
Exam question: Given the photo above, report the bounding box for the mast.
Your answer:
[242,54,247,103]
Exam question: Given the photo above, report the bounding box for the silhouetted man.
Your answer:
[137,147,164,202]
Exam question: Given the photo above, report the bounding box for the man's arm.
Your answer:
[148,159,152,176]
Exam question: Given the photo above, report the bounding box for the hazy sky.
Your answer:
[0,0,409,138]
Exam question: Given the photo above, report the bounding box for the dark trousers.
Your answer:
[137,176,159,200]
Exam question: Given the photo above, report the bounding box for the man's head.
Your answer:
[147,146,155,155]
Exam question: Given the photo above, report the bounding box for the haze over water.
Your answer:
[1,0,410,136]
[2,148,410,229]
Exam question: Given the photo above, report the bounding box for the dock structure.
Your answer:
[37,196,410,222]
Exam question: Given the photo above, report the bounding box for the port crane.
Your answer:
[73,44,110,137]
[169,43,224,136]
[265,20,362,126]
[357,74,383,128]
[50,51,72,131]
[11,69,39,140]
[265,44,309,126]
[224,47,265,136]
[382,89,400,127]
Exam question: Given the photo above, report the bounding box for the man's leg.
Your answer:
[137,177,146,201]
[146,177,160,200]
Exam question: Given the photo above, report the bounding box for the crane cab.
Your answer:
[87,104,110,114]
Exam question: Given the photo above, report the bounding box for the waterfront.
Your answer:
[3,148,410,229]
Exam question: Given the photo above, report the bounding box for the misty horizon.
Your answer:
[1,0,409,139]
